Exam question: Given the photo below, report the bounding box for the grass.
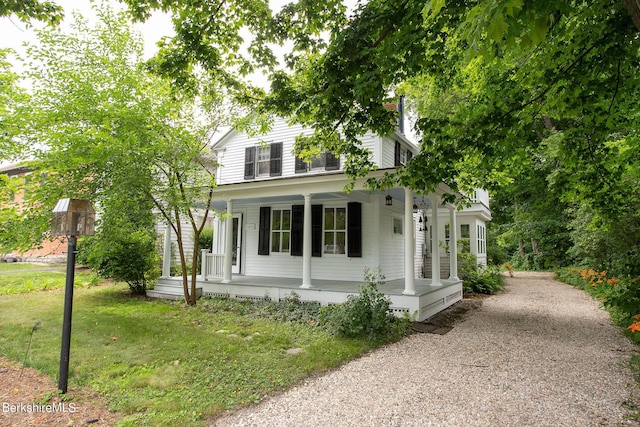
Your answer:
[0,279,383,426]
[0,269,100,295]
[0,262,65,272]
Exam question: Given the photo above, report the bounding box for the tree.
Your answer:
[0,0,63,26]
[0,50,30,163]
[12,4,232,303]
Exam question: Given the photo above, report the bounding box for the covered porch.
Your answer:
[151,170,465,321]
[149,275,463,322]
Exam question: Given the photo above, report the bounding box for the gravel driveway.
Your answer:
[211,272,639,426]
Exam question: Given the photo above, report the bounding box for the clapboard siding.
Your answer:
[214,118,409,185]
[238,198,380,282]
[377,205,405,280]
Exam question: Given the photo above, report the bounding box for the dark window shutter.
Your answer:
[258,206,271,255]
[270,142,282,177]
[406,150,413,162]
[295,156,307,173]
[244,147,256,179]
[312,204,323,257]
[347,202,362,257]
[290,205,304,256]
[325,151,339,170]
[394,141,401,167]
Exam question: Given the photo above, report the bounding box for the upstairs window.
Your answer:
[244,142,282,179]
[394,141,413,166]
[295,151,340,173]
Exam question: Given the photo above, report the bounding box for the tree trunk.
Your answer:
[519,239,525,259]
[622,0,640,31]
[190,233,200,306]
[531,238,539,255]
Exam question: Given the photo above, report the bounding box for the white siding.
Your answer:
[235,198,387,282]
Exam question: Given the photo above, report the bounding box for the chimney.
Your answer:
[397,96,405,134]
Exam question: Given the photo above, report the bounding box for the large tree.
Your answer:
[10,4,233,303]
[0,0,63,26]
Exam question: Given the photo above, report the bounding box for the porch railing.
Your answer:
[201,250,225,280]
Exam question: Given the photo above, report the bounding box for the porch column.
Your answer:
[448,206,459,281]
[222,199,233,283]
[300,194,313,288]
[403,188,416,295]
[161,223,172,278]
[429,194,442,287]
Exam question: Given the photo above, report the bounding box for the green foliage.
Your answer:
[556,267,640,333]
[83,230,160,295]
[568,203,640,278]
[458,252,504,295]
[0,0,64,26]
[0,283,383,426]
[323,267,409,340]
[7,3,226,304]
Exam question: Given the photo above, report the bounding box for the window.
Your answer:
[393,217,403,235]
[257,146,270,176]
[295,151,340,173]
[394,141,413,166]
[244,143,282,179]
[477,224,486,254]
[324,207,346,254]
[271,209,291,253]
[459,224,471,253]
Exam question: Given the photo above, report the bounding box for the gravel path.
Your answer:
[211,272,639,427]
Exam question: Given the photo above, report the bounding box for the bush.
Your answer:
[323,267,410,340]
[195,226,214,271]
[556,267,640,332]
[458,252,504,294]
[84,230,160,295]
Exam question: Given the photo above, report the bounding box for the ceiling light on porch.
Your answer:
[385,195,393,206]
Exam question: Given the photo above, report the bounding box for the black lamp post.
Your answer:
[52,198,95,394]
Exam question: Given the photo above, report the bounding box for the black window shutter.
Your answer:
[290,205,304,256]
[270,142,282,176]
[312,204,323,257]
[244,147,256,179]
[295,156,307,173]
[258,206,271,255]
[394,141,401,167]
[325,151,340,170]
[406,150,413,162]
[347,202,362,257]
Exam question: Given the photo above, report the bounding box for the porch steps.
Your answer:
[147,280,203,301]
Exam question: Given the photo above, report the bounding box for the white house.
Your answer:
[150,117,491,321]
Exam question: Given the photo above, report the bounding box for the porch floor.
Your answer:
[194,275,461,297]
[151,274,463,322]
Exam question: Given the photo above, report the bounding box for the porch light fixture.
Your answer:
[52,198,95,394]
[385,195,393,206]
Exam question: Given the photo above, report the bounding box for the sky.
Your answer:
[0,0,173,62]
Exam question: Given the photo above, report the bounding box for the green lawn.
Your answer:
[0,262,65,272]
[0,269,99,294]
[0,281,379,426]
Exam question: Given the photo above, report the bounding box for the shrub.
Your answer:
[85,230,160,295]
[458,252,504,295]
[324,267,409,340]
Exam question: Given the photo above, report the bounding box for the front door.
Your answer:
[231,213,242,274]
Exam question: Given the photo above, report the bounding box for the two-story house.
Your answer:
[152,117,491,321]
